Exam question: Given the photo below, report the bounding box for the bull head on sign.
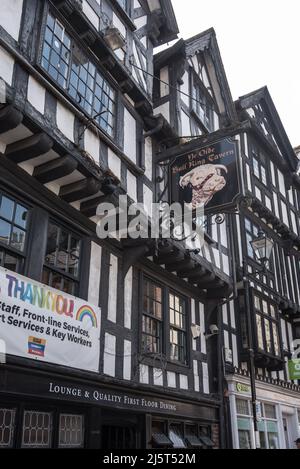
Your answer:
[179,164,228,209]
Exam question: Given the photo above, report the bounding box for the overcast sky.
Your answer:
[171,0,299,147]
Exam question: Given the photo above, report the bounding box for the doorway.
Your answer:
[102,424,137,449]
[100,410,143,449]
[283,416,292,449]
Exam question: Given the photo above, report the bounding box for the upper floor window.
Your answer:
[253,294,280,358]
[251,143,268,186]
[191,72,216,133]
[253,157,267,186]
[142,277,188,365]
[117,0,129,13]
[42,221,81,296]
[245,218,259,259]
[142,278,163,354]
[41,13,116,137]
[169,293,187,364]
[0,192,29,273]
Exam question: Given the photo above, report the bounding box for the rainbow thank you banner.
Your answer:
[0,267,101,372]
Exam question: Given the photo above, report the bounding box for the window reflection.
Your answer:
[43,222,81,295]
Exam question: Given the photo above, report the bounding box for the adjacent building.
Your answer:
[0,0,299,450]
[225,88,300,449]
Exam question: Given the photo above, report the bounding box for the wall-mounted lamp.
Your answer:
[250,230,274,267]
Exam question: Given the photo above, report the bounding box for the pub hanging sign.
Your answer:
[170,137,241,214]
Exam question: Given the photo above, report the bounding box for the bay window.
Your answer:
[41,12,116,136]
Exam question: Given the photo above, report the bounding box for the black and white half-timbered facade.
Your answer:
[153,30,300,449]
[0,0,300,451]
[0,0,230,450]
[225,88,300,450]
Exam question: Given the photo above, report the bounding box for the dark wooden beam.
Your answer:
[178,266,206,279]
[80,195,110,218]
[206,285,232,299]
[200,280,225,289]
[33,154,78,184]
[166,256,193,273]
[197,273,215,285]
[60,177,102,203]
[5,133,53,163]
[0,105,23,134]
[155,249,184,266]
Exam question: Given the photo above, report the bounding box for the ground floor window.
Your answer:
[258,404,279,450]
[236,398,252,449]
[59,414,84,448]
[0,408,16,448]
[236,398,279,449]
[0,404,85,449]
[237,421,252,449]
[22,411,53,448]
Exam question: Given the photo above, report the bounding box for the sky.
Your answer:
[170,0,300,147]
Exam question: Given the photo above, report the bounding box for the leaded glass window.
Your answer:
[0,409,16,448]
[43,221,81,295]
[59,414,84,448]
[41,12,116,136]
[21,411,52,448]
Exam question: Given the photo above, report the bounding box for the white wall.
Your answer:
[0,0,23,41]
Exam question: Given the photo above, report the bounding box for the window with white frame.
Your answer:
[236,399,252,450]
[258,403,279,450]
[236,400,279,450]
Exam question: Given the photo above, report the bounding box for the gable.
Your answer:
[185,29,236,123]
[238,88,297,172]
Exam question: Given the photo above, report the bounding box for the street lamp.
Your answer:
[244,229,274,449]
[251,230,274,268]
